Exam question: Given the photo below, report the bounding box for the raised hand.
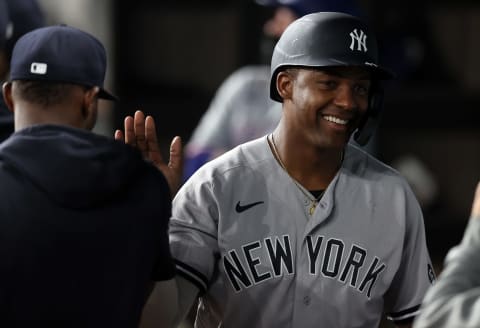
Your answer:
[115,110,183,198]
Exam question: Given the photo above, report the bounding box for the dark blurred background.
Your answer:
[112,0,480,267]
[31,0,479,327]
[40,0,478,296]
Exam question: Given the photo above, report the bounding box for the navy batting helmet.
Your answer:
[269,12,394,146]
[270,11,394,102]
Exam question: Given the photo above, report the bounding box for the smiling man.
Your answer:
[119,12,435,328]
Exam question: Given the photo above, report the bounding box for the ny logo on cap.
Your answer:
[349,29,367,52]
[30,62,47,75]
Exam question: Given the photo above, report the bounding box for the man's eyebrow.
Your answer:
[313,68,371,80]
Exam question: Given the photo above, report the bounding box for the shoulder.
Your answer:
[181,136,271,189]
[342,145,424,229]
[345,143,402,177]
[343,143,412,192]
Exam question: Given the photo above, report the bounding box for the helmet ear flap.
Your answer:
[354,81,384,146]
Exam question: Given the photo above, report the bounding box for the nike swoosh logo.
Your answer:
[235,201,264,213]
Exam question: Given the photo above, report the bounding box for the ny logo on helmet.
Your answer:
[349,29,367,52]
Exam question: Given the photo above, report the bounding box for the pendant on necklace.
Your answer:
[309,201,317,215]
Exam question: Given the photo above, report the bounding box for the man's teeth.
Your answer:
[323,115,348,125]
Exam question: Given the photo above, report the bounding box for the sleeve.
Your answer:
[384,183,436,325]
[168,176,219,295]
[413,218,480,328]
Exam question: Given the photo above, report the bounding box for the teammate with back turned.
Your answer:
[0,25,180,328]
[118,12,435,328]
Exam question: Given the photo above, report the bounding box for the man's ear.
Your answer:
[276,71,294,101]
[82,86,100,130]
[2,82,14,113]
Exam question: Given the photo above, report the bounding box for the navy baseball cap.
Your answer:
[9,25,117,101]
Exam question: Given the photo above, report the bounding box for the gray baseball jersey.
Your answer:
[413,218,480,328]
[170,136,435,328]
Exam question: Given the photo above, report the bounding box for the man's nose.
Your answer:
[332,84,356,110]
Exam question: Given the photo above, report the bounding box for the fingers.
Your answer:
[118,111,184,198]
[169,136,183,172]
[123,116,135,146]
[114,129,124,142]
[472,182,480,218]
[145,115,163,165]
[122,111,161,165]
[134,110,148,154]
[165,136,183,198]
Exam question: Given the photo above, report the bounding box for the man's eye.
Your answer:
[318,80,337,89]
[354,84,369,96]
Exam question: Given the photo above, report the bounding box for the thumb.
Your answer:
[169,136,183,172]
[167,136,183,197]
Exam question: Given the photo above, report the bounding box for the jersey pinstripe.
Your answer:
[170,135,435,328]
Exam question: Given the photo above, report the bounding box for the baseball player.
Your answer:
[183,0,364,179]
[413,181,480,328]
[0,25,181,327]
[120,12,434,328]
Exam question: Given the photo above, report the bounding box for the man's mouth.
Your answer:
[322,115,349,125]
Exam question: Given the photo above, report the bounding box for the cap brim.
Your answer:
[98,88,118,102]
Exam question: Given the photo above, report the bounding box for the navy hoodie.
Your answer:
[0,124,175,328]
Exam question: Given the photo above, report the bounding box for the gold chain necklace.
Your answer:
[269,134,325,216]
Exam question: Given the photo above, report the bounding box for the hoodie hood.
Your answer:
[0,124,148,209]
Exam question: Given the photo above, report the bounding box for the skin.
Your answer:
[271,66,371,191]
[114,110,183,198]
[2,81,99,131]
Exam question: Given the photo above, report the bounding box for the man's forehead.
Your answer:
[307,66,372,80]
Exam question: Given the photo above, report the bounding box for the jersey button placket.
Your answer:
[303,295,311,306]
[303,198,311,217]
